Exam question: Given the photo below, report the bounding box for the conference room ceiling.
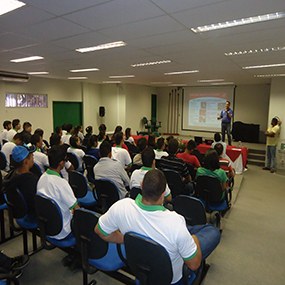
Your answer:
[1,0,285,86]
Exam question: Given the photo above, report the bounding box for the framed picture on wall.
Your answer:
[5,93,48,108]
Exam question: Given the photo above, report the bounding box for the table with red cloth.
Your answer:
[181,141,247,174]
[132,135,149,145]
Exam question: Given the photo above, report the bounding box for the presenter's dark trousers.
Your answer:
[221,123,232,145]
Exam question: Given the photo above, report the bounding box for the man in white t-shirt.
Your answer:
[0,120,11,147]
[31,133,49,173]
[7,119,21,142]
[37,145,78,240]
[130,147,172,203]
[112,132,132,169]
[154,137,169,160]
[95,169,220,284]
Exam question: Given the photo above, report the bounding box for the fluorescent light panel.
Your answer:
[242,63,285,69]
[164,70,199,75]
[102,81,121,84]
[0,0,25,16]
[132,60,171,67]
[76,41,126,53]
[254,74,285,78]
[28,71,49,75]
[109,75,134,78]
[150,82,172,84]
[210,82,234,85]
[70,68,99,72]
[168,84,187,87]
[68,77,88,80]
[225,46,285,56]
[198,79,224,83]
[10,56,44,63]
[191,12,285,33]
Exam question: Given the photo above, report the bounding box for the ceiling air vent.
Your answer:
[0,71,29,83]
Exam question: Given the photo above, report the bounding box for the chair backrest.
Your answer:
[173,195,207,226]
[93,179,120,213]
[124,232,173,285]
[30,163,42,178]
[82,155,97,181]
[73,208,108,259]
[129,187,142,200]
[186,163,196,181]
[0,151,6,170]
[5,187,28,219]
[34,194,63,236]
[196,176,224,204]
[66,152,79,170]
[162,170,185,198]
[68,170,88,198]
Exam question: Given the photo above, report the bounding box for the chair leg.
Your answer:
[32,231,38,251]
[0,210,5,243]
[23,230,28,255]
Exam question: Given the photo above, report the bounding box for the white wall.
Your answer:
[157,84,270,139]
[269,78,285,141]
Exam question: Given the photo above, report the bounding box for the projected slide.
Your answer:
[182,86,235,132]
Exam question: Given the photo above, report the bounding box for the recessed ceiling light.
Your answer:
[10,56,44,63]
[102,81,121,84]
[164,70,199,75]
[150,82,172,84]
[28,72,49,75]
[210,82,234,85]
[70,68,99,72]
[191,12,285,33]
[109,75,135,78]
[68,77,88,80]
[131,60,171,67]
[0,0,25,16]
[197,79,225,83]
[76,41,126,53]
[254,74,285,78]
[225,46,285,56]
[242,63,285,69]
[168,84,187,87]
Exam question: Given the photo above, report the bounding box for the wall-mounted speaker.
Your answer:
[99,106,105,117]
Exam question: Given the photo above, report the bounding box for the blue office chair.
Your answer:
[5,188,38,255]
[124,232,197,285]
[72,208,129,285]
[82,155,97,183]
[67,152,83,172]
[68,170,97,208]
[0,151,6,171]
[93,179,120,213]
[29,163,43,178]
[34,194,76,249]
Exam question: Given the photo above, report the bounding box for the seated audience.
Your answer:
[154,137,168,160]
[214,143,235,178]
[67,136,85,171]
[187,140,204,165]
[94,141,130,199]
[124,127,135,145]
[95,169,220,285]
[211,133,227,157]
[130,147,172,202]
[0,120,12,147]
[7,119,21,142]
[34,128,49,151]
[37,145,79,240]
[30,134,49,173]
[97,124,109,146]
[1,133,23,171]
[196,149,228,200]
[176,140,201,169]
[20,122,32,144]
[82,125,93,147]
[133,137,147,166]
[61,123,73,145]
[147,134,156,148]
[3,145,38,216]
[72,125,84,142]
[111,132,132,169]
[159,138,193,194]
[86,134,100,160]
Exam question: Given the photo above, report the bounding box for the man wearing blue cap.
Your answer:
[3,145,38,215]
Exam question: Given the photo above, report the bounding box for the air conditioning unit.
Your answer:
[0,71,29,83]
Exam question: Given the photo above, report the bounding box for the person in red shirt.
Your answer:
[176,140,201,169]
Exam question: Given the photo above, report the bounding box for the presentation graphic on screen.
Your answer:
[182,86,235,132]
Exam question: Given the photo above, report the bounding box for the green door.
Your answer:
[53,101,82,131]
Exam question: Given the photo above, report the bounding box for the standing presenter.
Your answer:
[218,101,233,145]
